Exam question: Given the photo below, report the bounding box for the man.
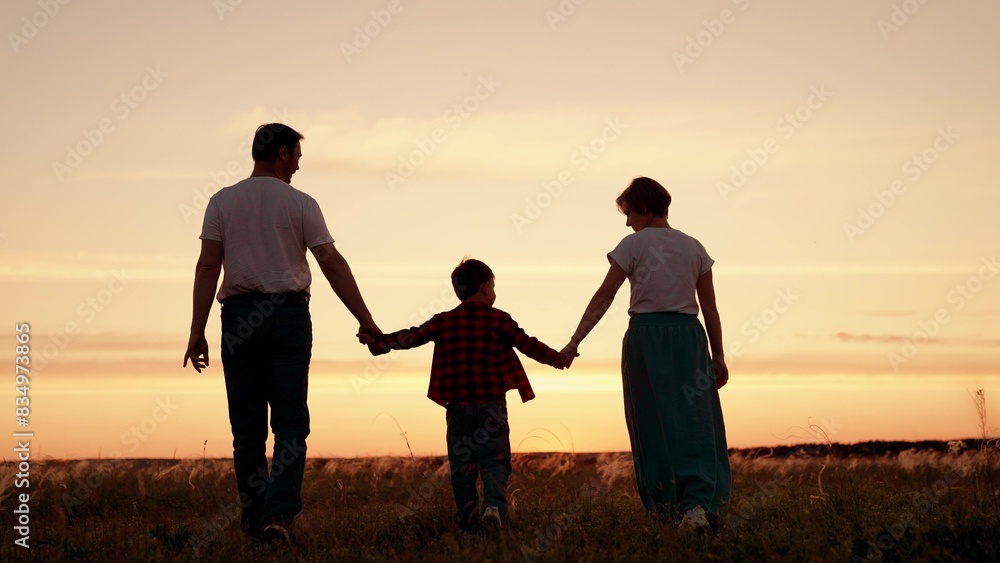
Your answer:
[183,123,380,544]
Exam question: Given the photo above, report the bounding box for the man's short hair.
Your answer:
[615,176,672,218]
[251,123,304,163]
[451,258,494,301]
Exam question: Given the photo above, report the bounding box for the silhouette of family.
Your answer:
[183,123,731,545]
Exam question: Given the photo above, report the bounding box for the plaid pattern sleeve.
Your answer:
[368,317,437,356]
[497,312,562,402]
[420,303,561,406]
[499,314,562,368]
[370,302,560,407]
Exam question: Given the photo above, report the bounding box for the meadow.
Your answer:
[1,440,998,562]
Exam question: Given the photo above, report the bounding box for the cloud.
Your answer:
[834,332,925,344]
[0,252,190,281]
[5,248,991,285]
[834,332,1000,348]
[730,353,999,376]
[859,310,915,318]
[36,357,394,380]
[267,105,694,184]
[718,264,979,277]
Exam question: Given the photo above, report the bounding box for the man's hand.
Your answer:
[357,320,382,345]
[186,239,222,374]
[712,357,729,389]
[183,333,210,373]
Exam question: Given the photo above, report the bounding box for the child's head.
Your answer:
[451,258,496,304]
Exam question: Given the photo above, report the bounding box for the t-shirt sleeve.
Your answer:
[199,195,223,242]
[302,196,335,249]
[607,235,635,276]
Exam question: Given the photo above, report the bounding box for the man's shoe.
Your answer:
[481,506,502,534]
[242,521,264,539]
[241,511,264,539]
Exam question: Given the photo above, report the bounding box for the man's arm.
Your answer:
[310,242,381,342]
[183,239,223,372]
[696,268,728,389]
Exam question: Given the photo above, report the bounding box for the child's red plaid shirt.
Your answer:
[368,301,562,406]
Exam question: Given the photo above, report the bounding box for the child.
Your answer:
[368,258,568,533]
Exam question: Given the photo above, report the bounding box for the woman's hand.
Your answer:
[712,357,729,389]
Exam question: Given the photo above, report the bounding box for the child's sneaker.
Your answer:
[679,505,710,532]
[481,506,502,534]
[262,520,294,546]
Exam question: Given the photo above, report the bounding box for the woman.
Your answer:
[561,177,731,530]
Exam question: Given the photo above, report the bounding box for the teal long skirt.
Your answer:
[621,312,731,518]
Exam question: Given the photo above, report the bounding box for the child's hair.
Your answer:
[616,176,672,218]
[451,257,494,301]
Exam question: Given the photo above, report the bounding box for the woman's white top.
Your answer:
[607,227,714,316]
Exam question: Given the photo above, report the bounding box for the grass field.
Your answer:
[1,440,998,562]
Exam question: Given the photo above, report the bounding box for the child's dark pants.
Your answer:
[445,398,511,531]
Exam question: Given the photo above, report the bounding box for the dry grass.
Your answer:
[2,441,998,562]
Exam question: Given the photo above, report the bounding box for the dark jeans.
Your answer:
[220,292,311,532]
[445,399,511,531]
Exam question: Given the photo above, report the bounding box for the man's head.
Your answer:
[252,123,304,183]
[451,258,496,305]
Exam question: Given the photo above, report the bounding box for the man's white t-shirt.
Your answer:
[607,227,714,316]
[200,176,334,302]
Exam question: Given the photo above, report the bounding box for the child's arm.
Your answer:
[368,317,436,356]
[499,314,565,369]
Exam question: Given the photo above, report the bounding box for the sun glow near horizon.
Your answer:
[20,344,1000,460]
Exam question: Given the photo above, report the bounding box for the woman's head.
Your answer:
[616,177,671,219]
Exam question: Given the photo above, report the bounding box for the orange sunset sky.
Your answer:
[1,1,998,459]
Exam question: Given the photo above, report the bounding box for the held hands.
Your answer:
[558,344,580,370]
[356,319,382,345]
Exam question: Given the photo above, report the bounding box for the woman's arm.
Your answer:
[562,261,627,358]
[696,268,729,389]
